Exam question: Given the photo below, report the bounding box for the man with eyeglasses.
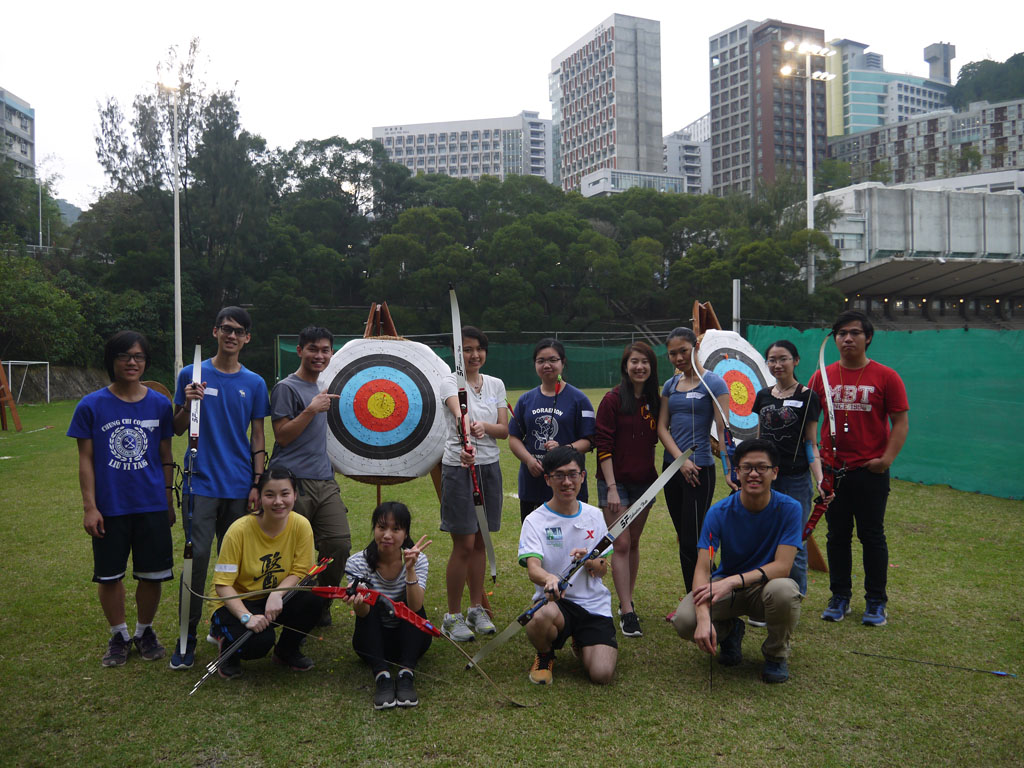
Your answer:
[517,446,617,686]
[671,439,803,683]
[809,309,908,628]
[169,306,270,669]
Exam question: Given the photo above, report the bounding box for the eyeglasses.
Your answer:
[546,470,582,482]
[535,356,562,366]
[765,356,793,365]
[216,324,248,337]
[114,353,147,363]
[737,464,775,475]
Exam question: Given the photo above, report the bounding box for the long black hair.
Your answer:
[364,501,414,573]
[618,341,660,419]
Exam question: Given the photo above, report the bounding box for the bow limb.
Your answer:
[803,335,844,540]
[691,345,737,486]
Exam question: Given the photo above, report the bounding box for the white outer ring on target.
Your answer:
[319,338,451,479]
[698,329,776,444]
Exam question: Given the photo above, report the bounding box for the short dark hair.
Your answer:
[832,309,873,347]
[104,330,151,382]
[533,337,566,364]
[215,306,252,332]
[763,339,799,361]
[461,325,488,351]
[254,468,297,516]
[734,438,779,468]
[298,326,333,348]
[542,445,585,474]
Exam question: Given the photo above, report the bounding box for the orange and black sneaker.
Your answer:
[529,651,555,685]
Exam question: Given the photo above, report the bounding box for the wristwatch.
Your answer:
[240,613,251,625]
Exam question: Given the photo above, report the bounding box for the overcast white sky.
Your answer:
[3,0,1018,209]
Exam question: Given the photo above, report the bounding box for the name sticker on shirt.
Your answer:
[214,563,238,573]
[139,419,160,429]
[204,387,219,397]
[686,391,705,399]
[784,400,804,408]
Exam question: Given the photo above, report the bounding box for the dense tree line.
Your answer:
[1,43,844,383]
[949,52,1024,109]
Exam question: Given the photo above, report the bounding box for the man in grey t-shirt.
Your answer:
[270,326,350,625]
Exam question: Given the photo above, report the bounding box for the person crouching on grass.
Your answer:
[209,468,324,679]
[671,438,803,683]
[339,502,432,710]
[518,446,617,685]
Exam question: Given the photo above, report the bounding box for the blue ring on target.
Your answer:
[704,350,768,440]
[337,366,423,446]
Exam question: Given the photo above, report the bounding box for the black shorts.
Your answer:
[92,510,174,583]
[552,599,618,651]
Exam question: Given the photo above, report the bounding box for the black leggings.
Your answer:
[663,463,716,593]
[352,599,433,675]
[211,590,324,659]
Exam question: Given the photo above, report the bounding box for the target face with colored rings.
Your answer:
[321,339,451,478]
[699,330,776,442]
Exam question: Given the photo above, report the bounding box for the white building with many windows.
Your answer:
[371,111,552,183]
[664,114,711,194]
[1,88,35,177]
[550,14,662,192]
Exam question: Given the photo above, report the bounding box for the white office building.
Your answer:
[550,14,663,192]
[372,111,552,183]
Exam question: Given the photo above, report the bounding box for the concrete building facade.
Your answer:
[828,98,1024,185]
[1,88,35,177]
[709,19,827,196]
[371,111,552,183]
[663,117,711,194]
[580,168,686,197]
[550,14,662,193]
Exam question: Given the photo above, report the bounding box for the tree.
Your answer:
[949,53,1024,108]
[815,159,852,194]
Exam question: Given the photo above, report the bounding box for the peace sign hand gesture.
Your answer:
[403,534,432,574]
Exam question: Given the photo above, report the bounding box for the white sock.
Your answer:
[110,623,130,641]
[134,622,151,638]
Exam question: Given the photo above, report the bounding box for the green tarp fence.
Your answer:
[277,327,1024,499]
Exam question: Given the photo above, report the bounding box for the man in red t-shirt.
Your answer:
[809,310,909,627]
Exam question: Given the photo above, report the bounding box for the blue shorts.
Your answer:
[596,478,654,510]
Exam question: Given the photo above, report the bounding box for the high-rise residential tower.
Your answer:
[550,14,663,192]
[1,88,35,177]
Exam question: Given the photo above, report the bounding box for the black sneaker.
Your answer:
[134,627,166,661]
[273,646,314,671]
[216,637,242,679]
[620,611,643,638]
[718,618,745,667]
[374,673,396,709]
[102,633,131,667]
[395,671,419,707]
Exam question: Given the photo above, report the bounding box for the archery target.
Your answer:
[698,330,775,442]
[320,338,451,479]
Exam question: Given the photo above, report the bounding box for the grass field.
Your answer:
[0,395,1021,767]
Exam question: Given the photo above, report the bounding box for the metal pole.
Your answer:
[172,89,183,378]
[38,180,42,247]
[805,52,815,295]
[732,279,741,334]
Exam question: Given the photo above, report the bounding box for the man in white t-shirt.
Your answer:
[517,446,618,685]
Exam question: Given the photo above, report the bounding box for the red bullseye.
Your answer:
[722,370,755,417]
[353,380,409,432]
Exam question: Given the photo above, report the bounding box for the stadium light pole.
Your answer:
[159,82,184,377]
[781,41,836,294]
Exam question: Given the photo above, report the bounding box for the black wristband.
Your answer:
[739,572,746,589]
[756,567,768,585]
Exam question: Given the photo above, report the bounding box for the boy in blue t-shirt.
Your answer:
[169,306,270,669]
[670,438,803,684]
[68,331,175,667]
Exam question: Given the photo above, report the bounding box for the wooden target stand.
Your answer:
[692,301,827,574]
[0,361,22,432]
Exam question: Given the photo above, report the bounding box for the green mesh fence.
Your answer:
[277,328,1023,499]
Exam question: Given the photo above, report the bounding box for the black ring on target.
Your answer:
[326,354,438,461]
[703,346,769,441]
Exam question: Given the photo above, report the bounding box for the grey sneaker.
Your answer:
[102,633,131,667]
[134,627,166,661]
[466,605,496,635]
[442,612,475,642]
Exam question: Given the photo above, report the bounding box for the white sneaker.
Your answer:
[442,612,475,642]
[466,605,496,635]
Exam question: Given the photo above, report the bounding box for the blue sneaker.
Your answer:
[169,635,197,670]
[862,600,888,626]
[762,658,789,683]
[718,618,745,666]
[821,596,851,622]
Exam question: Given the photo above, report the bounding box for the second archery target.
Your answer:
[321,338,451,479]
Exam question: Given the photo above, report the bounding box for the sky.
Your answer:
[3,0,1019,209]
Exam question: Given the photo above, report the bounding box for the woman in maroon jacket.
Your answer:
[594,342,660,638]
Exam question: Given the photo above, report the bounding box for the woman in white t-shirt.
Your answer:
[438,326,508,643]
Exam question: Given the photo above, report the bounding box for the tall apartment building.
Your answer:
[828,98,1024,185]
[825,40,953,137]
[709,19,827,196]
[371,111,552,183]
[663,114,711,193]
[1,88,35,177]
[550,14,662,192]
